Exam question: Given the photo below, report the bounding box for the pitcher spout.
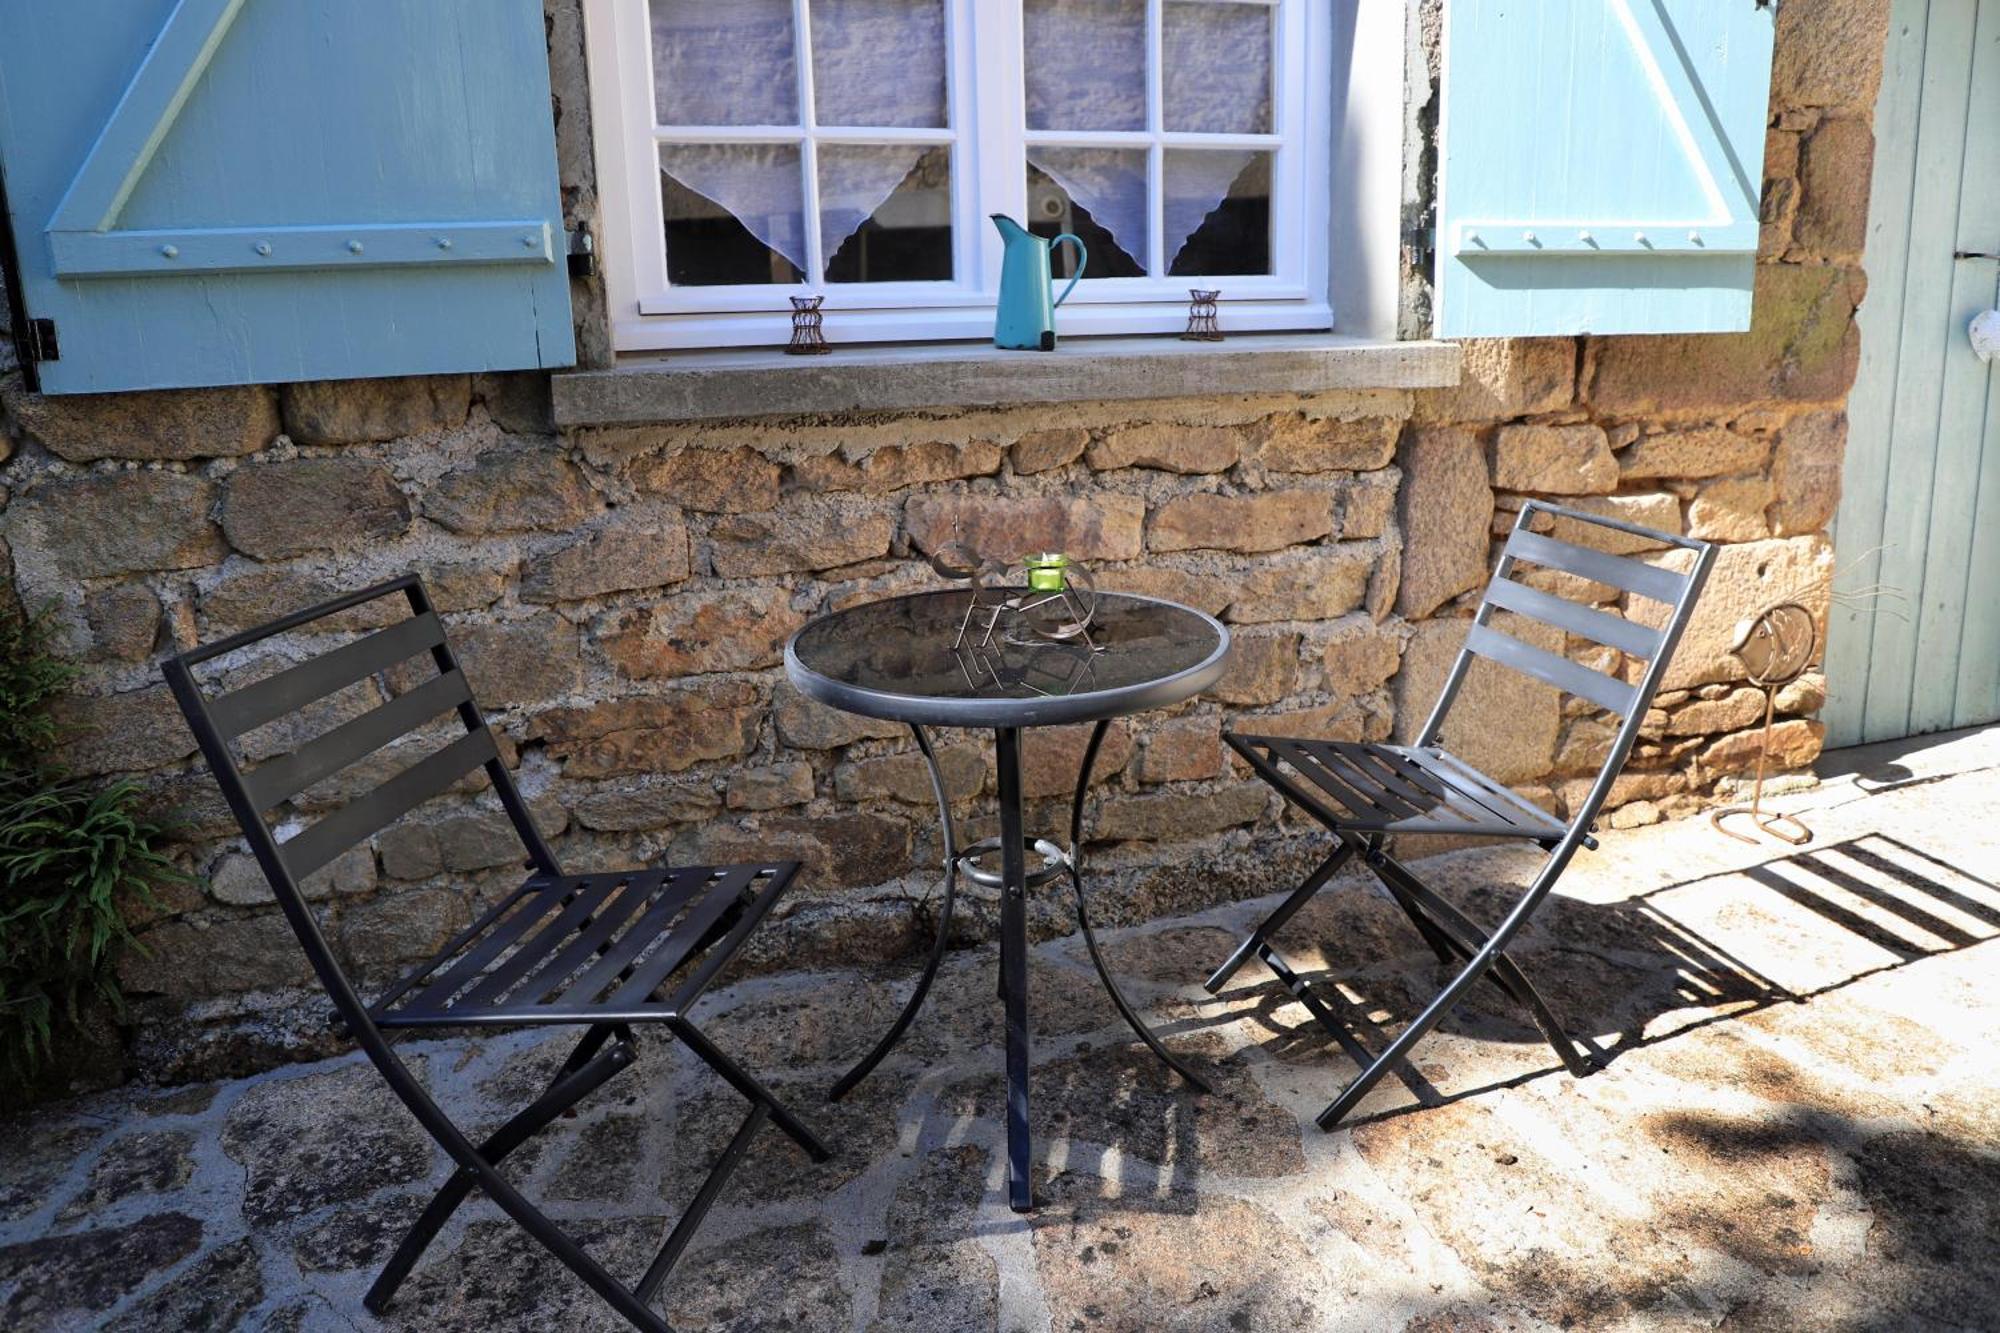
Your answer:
[991,213,1030,244]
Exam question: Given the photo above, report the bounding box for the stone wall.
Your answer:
[0,0,1885,1085]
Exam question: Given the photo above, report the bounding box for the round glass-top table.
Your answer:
[786,589,1232,1212]
[785,588,1230,728]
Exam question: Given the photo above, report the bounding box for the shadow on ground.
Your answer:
[1196,832,1998,1121]
[2,812,1997,1331]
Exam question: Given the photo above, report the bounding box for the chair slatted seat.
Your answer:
[165,574,829,1333]
[1213,500,1717,1131]
[1233,737,1571,843]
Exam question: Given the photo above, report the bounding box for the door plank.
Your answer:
[1950,264,2000,725]
[1858,0,1979,744]
[1825,0,1932,747]
[1904,0,2000,728]
[1923,4,2000,732]
[1910,257,2000,734]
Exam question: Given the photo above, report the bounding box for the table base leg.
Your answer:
[1069,718,1211,1093]
[829,724,959,1103]
[996,727,1034,1212]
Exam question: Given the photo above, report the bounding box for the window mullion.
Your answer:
[793,0,824,286]
[1146,0,1164,279]
[974,1,1028,297]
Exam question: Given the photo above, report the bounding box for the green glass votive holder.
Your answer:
[1025,552,1070,593]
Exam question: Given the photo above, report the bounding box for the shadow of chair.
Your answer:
[1194,832,1999,1125]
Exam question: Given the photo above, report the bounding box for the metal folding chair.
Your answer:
[1215,500,1716,1130]
[163,574,830,1333]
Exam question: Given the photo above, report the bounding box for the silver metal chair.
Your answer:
[1215,499,1716,1130]
[164,574,829,1332]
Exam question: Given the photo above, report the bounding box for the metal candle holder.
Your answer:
[1180,289,1223,341]
[786,295,831,355]
[926,543,1101,653]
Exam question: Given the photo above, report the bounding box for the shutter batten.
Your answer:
[0,0,574,394]
[1436,0,1777,337]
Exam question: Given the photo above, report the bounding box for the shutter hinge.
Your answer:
[1402,217,1436,277]
[566,229,596,279]
[25,317,58,363]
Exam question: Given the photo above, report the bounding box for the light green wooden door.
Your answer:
[1826,0,2000,747]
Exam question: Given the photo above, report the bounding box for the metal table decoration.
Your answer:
[939,547,1101,652]
[1710,601,1817,846]
[1181,288,1223,341]
[785,295,831,354]
[784,588,1231,1212]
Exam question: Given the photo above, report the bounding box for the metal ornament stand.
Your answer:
[927,544,1103,655]
[785,295,831,354]
[1180,288,1223,341]
[1710,602,1817,846]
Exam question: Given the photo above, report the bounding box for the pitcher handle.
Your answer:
[1051,233,1087,308]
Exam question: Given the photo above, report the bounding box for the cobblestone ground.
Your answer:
[4,729,1997,1332]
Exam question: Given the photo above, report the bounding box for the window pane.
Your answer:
[652,0,798,127]
[659,143,806,285]
[1163,2,1273,134]
[812,0,947,129]
[1026,149,1147,277]
[1024,0,1147,132]
[1166,149,1271,276]
[823,145,953,282]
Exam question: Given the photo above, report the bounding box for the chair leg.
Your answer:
[1366,851,1600,1079]
[371,1067,675,1331]
[365,1025,633,1314]
[1204,842,1355,994]
[669,1016,834,1162]
[634,1102,770,1302]
[1369,855,1460,966]
[1315,944,1508,1131]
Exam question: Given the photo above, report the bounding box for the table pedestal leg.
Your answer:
[995,727,1034,1212]
[828,717,1207,1211]
[1068,719,1212,1093]
[829,724,959,1103]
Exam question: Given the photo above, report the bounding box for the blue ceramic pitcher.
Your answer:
[992,214,1086,350]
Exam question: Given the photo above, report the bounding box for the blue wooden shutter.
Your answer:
[0,0,574,394]
[1436,0,1776,337]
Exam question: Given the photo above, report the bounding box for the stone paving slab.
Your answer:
[3,729,1998,1331]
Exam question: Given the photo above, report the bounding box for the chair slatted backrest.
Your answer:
[1416,500,1717,838]
[163,575,556,1009]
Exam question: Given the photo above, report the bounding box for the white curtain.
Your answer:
[811,0,947,128]
[659,143,807,273]
[653,0,1271,278]
[1162,1,1272,133]
[1163,149,1257,271]
[1024,0,1147,131]
[651,0,797,126]
[817,144,933,268]
[1025,0,1271,273]
[1026,147,1149,272]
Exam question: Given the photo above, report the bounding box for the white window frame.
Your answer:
[585,0,1335,351]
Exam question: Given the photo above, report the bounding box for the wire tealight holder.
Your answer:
[926,543,1101,654]
[786,295,831,355]
[1181,289,1223,341]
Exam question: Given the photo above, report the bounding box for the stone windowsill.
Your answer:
[550,334,1462,427]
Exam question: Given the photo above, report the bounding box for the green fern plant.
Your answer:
[0,604,186,1081]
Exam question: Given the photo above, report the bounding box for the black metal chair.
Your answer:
[163,574,830,1333]
[1214,500,1717,1130]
